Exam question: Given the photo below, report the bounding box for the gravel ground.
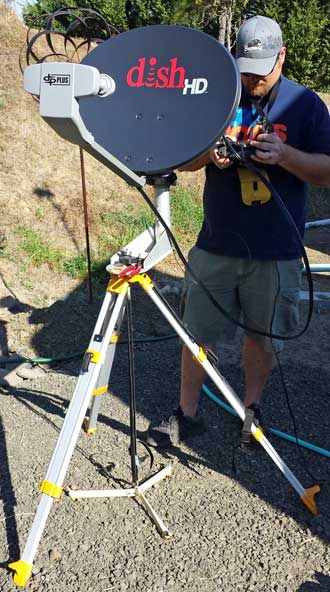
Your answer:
[0,275,330,592]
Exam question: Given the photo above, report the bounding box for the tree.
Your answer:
[22,0,176,33]
[22,0,330,89]
[125,0,175,28]
[283,0,327,87]
[246,0,289,24]
[172,0,249,49]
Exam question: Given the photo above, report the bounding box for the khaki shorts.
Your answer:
[182,246,303,352]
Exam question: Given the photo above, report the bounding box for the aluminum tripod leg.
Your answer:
[9,285,127,587]
[124,272,320,516]
[85,301,126,434]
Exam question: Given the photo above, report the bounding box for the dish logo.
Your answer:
[126,57,208,95]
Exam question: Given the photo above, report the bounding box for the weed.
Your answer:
[62,252,109,284]
[22,280,34,291]
[100,209,154,252]
[0,231,7,251]
[62,252,90,279]
[35,207,45,221]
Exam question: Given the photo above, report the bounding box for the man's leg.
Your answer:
[145,247,239,448]
[240,259,302,410]
[180,343,215,417]
[243,335,274,408]
[145,343,214,448]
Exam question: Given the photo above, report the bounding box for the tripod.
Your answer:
[9,175,320,587]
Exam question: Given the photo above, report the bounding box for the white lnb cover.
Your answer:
[98,74,116,97]
[23,63,114,98]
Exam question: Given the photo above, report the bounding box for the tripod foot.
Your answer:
[83,416,97,435]
[301,485,320,515]
[137,490,173,539]
[160,529,173,540]
[9,559,33,587]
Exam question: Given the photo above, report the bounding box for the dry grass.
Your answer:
[0,2,25,49]
[318,92,330,105]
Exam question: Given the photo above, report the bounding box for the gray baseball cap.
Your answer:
[236,15,283,76]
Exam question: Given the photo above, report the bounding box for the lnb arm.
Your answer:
[24,63,146,188]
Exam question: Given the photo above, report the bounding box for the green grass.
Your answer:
[171,187,203,239]
[62,253,109,283]
[15,226,109,284]
[35,207,45,221]
[16,226,63,268]
[16,185,329,286]
[62,187,203,282]
[62,252,89,278]
[13,187,204,283]
[99,209,154,253]
[99,187,203,248]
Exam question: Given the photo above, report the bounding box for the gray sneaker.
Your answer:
[144,406,206,449]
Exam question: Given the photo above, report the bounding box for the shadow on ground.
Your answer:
[304,227,330,259]
[298,572,330,591]
[0,416,20,568]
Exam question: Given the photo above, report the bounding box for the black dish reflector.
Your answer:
[80,25,240,175]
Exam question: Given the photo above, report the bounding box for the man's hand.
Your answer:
[250,132,287,165]
[250,132,330,184]
[209,147,233,169]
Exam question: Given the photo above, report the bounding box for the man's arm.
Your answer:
[251,133,330,186]
[178,148,233,172]
[278,147,330,186]
[177,151,211,172]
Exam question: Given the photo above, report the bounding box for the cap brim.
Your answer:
[236,55,277,76]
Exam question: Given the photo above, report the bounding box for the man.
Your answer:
[146,15,330,448]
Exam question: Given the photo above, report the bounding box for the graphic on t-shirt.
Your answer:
[225,107,287,142]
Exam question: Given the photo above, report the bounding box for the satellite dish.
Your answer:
[80,25,240,175]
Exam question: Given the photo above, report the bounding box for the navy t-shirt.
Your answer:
[196,76,330,259]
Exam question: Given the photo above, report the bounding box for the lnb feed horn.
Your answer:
[23,63,116,99]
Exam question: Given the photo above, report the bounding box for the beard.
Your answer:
[243,79,272,97]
